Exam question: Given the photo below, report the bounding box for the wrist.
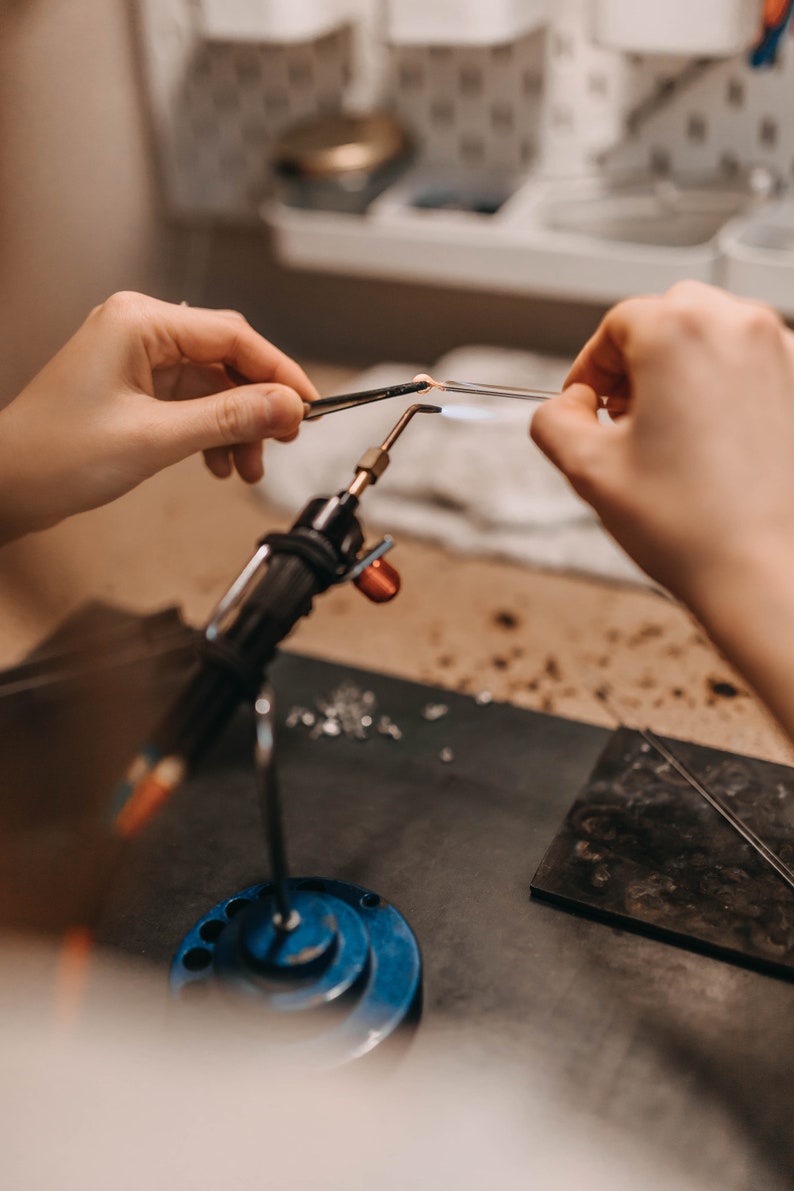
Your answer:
[0,406,46,544]
[684,537,794,740]
[684,531,794,626]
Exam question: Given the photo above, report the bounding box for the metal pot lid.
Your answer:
[273,110,410,179]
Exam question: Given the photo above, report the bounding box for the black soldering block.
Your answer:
[531,727,794,981]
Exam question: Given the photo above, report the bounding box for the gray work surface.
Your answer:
[96,651,794,1191]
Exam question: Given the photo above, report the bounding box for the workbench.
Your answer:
[1,363,793,1189]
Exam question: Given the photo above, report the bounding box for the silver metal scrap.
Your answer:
[286,684,404,743]
[286,706,317,729]
[422,702,449,722]
[377,715,403,741]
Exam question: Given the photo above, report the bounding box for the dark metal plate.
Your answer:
[531,728,794,980]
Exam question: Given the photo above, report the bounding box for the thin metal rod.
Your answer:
[595,686,794,895]
[254,686,296,929]
[639,728,794,896]
[304,380,431,420]
[433,378,559,403]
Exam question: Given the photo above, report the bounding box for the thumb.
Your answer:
[150,383,305,467]
[530,383,608,498]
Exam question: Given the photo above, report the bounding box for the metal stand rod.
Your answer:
[254,686,298,931]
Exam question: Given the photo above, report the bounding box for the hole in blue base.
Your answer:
[183,947,212,971]
[199,919,225,943]
[225,898,251,918]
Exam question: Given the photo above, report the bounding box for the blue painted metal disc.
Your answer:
[170,877,422,1064]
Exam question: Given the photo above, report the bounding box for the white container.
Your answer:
[592,0,760,56]
[719,202,794,318]
[198,0,356,43]
[386,0,548,46]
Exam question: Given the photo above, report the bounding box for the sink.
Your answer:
[539,176,766,249]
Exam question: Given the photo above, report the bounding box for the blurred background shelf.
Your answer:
[266,169,771,303]
[386,0,549,46]
[4,2,794,400]
[592,0,759,56]
[132,0,794,324]
[197,0,359,44]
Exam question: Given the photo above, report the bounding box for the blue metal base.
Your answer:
[170,877,422,1064]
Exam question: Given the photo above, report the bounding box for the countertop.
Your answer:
[0,362,790,766]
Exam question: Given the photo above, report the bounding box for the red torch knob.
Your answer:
[353,557,401,603]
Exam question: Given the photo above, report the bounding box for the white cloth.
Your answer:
[0,938,714,1191]
[261,346,645,586]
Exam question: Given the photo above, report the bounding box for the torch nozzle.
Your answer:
[347,403,441,498]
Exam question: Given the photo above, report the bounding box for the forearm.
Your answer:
[0,398,80,544]
[687,547,794,743]
[0,410,39,545]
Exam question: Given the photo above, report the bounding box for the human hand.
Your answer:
[530,281,794,617]
[0,292,317,543]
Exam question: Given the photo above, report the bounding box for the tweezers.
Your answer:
[304,380,431,420]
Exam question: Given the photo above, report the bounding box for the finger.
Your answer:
[203,447,233,479]
[161,307,319,403]
[99,293,320,404]
[232,441,265,484]
[603,393,630,419]
[665,277,782,320]
[148,382,304,470]
[567,283,785,400]
[153,361,231,403]
[530,384,605,479]
[564,295,661,395]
